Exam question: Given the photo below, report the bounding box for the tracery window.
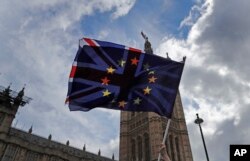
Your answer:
[25,151,39,161]
[50,156,65,161]
[2,144,17,161]
[50,156,57,161]
[131,139,136,161]
[144,133,150,161]
[169,135,175,161]
[0,112,4,126]
[137,136,142,161]
[175,137,181,161]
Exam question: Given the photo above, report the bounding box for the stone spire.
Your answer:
[14,86,25,106]
[2,84,12,104]
[28,126,33,134]
[98,149,101,156]
[48,134,52,140]
[66,140,70,146]
[2,84,11,96]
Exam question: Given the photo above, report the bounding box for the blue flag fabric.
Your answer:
[66,38,184,118]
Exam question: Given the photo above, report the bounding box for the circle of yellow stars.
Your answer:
[101,60,158,109]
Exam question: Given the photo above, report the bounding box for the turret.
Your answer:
[0,85,31,133]
[0,84,12,106]
[28,126,33,134]
[83,144,86,151]
[66,140,70,146]
[98,149,101,156]
[48,134,52,140]
[14,87,25,106]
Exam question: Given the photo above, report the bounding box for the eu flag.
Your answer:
[66,38,185,118]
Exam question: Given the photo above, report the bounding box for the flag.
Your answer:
[66,38,185,118]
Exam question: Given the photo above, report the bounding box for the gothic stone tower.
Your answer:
[0,85,29,134]
[119,92,193,161]
[119,34,193,161]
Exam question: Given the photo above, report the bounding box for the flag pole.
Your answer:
[157,52,183,161]
[157,119,171,161]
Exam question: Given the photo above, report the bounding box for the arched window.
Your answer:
[131,139,136,161]
[25,151,39,161]
[137,136,142,161]
[2,144,17,161]
[144,133,150,161]
[175,137,181,161]
[169,135,175,161]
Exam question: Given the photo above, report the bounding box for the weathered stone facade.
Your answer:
[119,92,193,161]
[0,85,115,161]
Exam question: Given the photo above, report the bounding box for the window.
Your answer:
[175,137,181,161]
[50,156,57,161]
[50,156,66,161]
[137,136,142,161]
[131,139,136,161]
[2,144,17,161]
[169,135,175,161]
[25,151,39,161]
[0,112,4,126]
[144,133,150,161]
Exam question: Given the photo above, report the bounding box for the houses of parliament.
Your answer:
[0,83,193,161]
[0,85,116,161]
[0,36,193,161]
[119,34,193,161]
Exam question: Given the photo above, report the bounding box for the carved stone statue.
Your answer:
[141,31,153,54]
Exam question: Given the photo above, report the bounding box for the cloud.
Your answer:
[156,0,250,160]
[110,0,136,19]
[0,0,136,158]
[1,0,250,161]
[179,0,211,30]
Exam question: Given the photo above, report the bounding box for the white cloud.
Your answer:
[1,0,250,161]
[157,0,250,160]
[110,0,136,19]
[0,0,136,158]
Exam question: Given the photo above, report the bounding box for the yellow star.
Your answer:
[148,76,157,83]
[133,97,142,105]
[118,100,127,108]
[143,86,152,95]
[107,66,115,74]
[102,89,111,97]
[118,59,126,67]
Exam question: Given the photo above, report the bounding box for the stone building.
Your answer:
[119,34,193,161]
[119,92,193,161]
[0,85,115,161]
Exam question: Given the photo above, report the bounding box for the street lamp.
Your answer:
[194,113,210,161]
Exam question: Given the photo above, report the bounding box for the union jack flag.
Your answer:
[66,38,185,117]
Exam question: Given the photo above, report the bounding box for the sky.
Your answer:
[1,0,250,160]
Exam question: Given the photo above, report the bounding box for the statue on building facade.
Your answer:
[141,31,153,54]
